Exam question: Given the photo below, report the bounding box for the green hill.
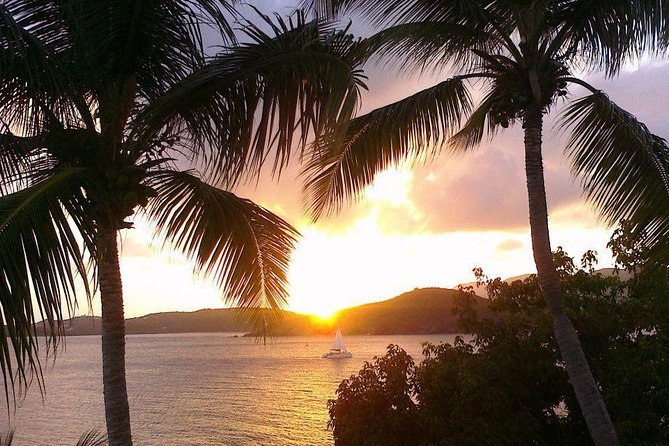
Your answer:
[337,288,489,335]
[41,287,489,336]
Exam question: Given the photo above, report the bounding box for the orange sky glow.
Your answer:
[75,6,669,320]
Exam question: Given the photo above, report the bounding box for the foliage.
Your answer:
[74,430,107,446]
[0,1,366,403]
[311,3,669,442]
[303,1,669,242]
[327,345,420,446]
[329,225,669,445]
[0,429,106,446]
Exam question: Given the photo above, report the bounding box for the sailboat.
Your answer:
[322,329,352,359]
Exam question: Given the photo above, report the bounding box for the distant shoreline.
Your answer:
[53,331,467,338]
[36,287,492,337]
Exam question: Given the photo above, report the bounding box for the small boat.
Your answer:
[322,329,352,359]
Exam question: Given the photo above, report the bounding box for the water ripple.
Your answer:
[1,333,455,445]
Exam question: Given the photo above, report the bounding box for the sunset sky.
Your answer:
[84,2,669,319]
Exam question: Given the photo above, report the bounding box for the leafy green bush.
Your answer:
[327,345,420,446]
[329,224,669,445]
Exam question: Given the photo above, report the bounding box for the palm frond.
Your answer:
[0,133,55,194]
[132,11,366,186]
[0,168,94,406]
[0,3,77,136]
[75,429,106,446]
[0,134,31,194]
[561,92,669,257]
[333,0,517,54]
[43,0,236,101]
[143,170,299,333]
[362,21,497,73]
[0,430,13,446]
[334,0,488,27]
[301,0,338,19]
[303,77,472,220]
[0,2,69,80]
[552,0,669,75]
[449,87,502,151]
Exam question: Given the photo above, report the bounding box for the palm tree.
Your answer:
[304,1,669,445]
[0,2,364,445]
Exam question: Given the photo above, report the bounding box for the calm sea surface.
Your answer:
[0,333,458,445]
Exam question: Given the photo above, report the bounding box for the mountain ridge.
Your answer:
[40,268,625,336]
[41,287,489,336]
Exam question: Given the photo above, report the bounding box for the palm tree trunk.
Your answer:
[97,225,133,446]
[523,107,619,446]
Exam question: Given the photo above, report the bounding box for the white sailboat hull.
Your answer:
[322,351,352,359]
[323,328,352,359]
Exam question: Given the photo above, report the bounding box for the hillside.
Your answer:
[337,288,490,335]
[458,268,628,298]
[41,287,489,336]
[45,309,254,336]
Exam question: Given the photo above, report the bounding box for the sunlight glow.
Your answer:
[85,165,618,321]
[284,223,613,317]
[363,166,413,205]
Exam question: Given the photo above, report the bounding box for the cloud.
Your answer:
[205,3,669,240]
[496,239,524,252]
[370,123,584,233]
[100,2,669,318]
[581,61,669,136]
[118,227,159,258]
[305,62,669,236]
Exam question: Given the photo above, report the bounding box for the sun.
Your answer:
[305,305,338,320]
[309,311,338,326]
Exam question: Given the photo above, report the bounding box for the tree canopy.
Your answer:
[329,223,669,445]
[0,1,367,406]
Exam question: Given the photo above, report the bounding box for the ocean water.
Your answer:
[0,333,457,445]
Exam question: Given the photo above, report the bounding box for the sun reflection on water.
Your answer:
[2,333,458,445]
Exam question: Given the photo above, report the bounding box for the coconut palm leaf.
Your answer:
[551,0,669,75]
[0,0,94,135]
[361,21,496,73]
[143,170,299,332]
[0,134,32,194]
[303,76,472,220]
[335,0,520,56]
[0,431,12,446]
[1,0,239,140]
[334,0,489,26]
[562,92,669,256]
[0,2,69,84]
[449,88,502,151]
[0,429,105,446]
[0,3,76,135]
[75,429,107,446]
[0,133,57,195]
[0,168,93,405]
[110,0,236,94]
[35,0,236,100]
[133,11,366,187]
